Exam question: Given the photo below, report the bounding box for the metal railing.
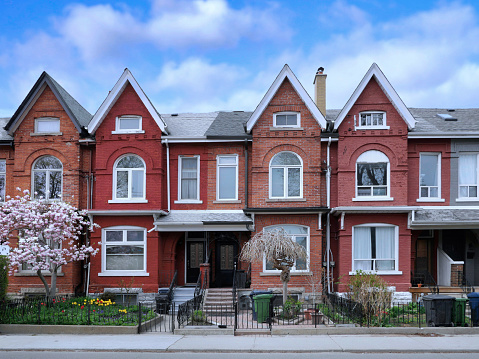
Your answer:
[412,271,439,294]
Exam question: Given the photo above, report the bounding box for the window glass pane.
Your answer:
[376,260,394,270]
[36,118,60,132]
[106,253,144,270]
[131,170,144,198]
[33,171,46,199]
[119,117,140,130]
[357,163,387,185]
[279,225,308,235]
[295,236,307,270]
[354,227,372,260]
[373,187,387,196]
[0,175,4,201]
[182,158,198,172]
[354,260,373,271]
[49,171,62,199]
[286,114,297,126]
[470,186,478,197]
[271,168,284,197]
[0,160,5,172]
[430,187,438,197]
[181,179,197,199]
[219,166,236,199]
[116,171,128,198]
[271,152,301,166]
[420,154,438,186]
[127,231,144,242]
[117,156,144,169]
[275,115,286,126]
[421,187,429,197]
[460,186,469,197]
[106,245,144,255]
[357,187,371,196]
[34,156,62,169]
[218,156,236,165]
[106,231,123,242]
[288,168,300,196]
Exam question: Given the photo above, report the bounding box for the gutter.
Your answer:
[165,139,171,212]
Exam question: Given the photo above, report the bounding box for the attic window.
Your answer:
[356,111,388,129]
[35,117,60,134]
[437,114,457,121]
[113,115,144,134]
[273,112,300,128]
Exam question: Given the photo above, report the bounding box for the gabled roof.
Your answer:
[88,69,168,134]
[246,64,326,133]
[5,72,92,135]
[333,63,416,130]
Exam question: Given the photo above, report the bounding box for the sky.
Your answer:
[1,0,479,117]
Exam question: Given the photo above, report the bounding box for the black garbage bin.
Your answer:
[467,292,479,326]
[249,290,272,320]
[422,294,454,327]
[156,288,171,314]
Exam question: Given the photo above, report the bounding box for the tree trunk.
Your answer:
[37,269,51,299]
[280,268,291,305]
[282,279,288,305]
[50,268,58,298]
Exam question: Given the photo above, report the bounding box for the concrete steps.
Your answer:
[172,286,196,311]
[203,288,234,314]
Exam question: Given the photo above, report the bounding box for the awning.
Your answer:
[411,208,479,229]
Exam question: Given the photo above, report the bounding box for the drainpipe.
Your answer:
[165,139,171,212]
[244,139,249,209]
[326,136,332,293]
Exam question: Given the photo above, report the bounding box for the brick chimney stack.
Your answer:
[314,67,327,117]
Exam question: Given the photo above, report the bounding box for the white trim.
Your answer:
[349,271,402,275]
[112,154,146,201]
[34,117,60,134]
[113,115,143,134]
[355,150,390,199]
[174,200,203,204]
[416,198,445,202]
[351,223,399,273]
[334,63,416,130]
[273,111,301,128]
[161,137,251,143]
[216,154,238,201]
[269,151,303,199]
[178,155,200,201]
[355,111,389,130]
[100,226,147,274]
[352,197,394,201]
[419,152,442,200]
[88,69,167,134]
[31,155,63,201]
[246,64,326,132]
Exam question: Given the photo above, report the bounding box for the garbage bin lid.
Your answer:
[254,294,274,299]
[422,294,455,300]
[455,298,469,302]
[467,292,479,298]
[249,290,273,297]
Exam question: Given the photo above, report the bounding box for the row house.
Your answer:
[1,62,478,302]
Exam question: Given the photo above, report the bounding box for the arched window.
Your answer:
[32,156,62,200]
[270,152,302,198]
[113,155,146,201]
[263,225,309,272]
[356,150,390,198]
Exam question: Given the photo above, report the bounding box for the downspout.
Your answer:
[244,138,249,209]
[165,139,171,212]
[326,136,332,293]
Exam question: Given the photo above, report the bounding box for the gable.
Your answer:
[5,72,91,135]
[334,63,415,130]
[88,69,168,135]
[246,64,326,132]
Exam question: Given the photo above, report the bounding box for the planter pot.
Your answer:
[418,284,423,288]
[304,308,319,320]
[311,313,324,325]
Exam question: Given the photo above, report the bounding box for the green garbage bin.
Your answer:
[453,298,469,327]
[254,294,273,323]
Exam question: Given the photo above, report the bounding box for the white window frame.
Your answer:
[0,159,5,202]
[418,153,444,202]
[350,224,401,275]
[216,155,238,201]
[269,151,303,199]
[34,117,61,134]
[31,156,63,201]
[110,154,147,203]
[176,155,202,204]
[354,150,392,201]
[99,226,149,276]
[112,115,144,134]
[18,233,61,275]
[356,111,389,130]
[262,225,310,273]
[273,112,301,128]
[457,153,479,201]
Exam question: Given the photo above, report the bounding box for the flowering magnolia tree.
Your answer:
[0,189,99,299]
[240,228,307,305]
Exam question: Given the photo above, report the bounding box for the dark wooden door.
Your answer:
[186,241,205,283]
[215,240,238,287]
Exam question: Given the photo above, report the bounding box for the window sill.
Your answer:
[213,200,241,204]
[416,198,445,202]
[352,197,394,201]
[98,272,150,277]
[111,130,145,134]
[349,270,402,276]
[354,126,390,131]
[456,198,479,202]
[266,198,306,202]
[269,127,303,131]
[260,271,311,276]
[108,199,148,204]
[15,272,64,277]
[174,200,203,204]
[30,132,63,136]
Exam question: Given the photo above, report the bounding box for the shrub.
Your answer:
[0,256,8,301]
[283,296,302,319]
[99,291,117,302]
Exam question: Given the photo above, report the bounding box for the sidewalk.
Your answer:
[1,333,479,353]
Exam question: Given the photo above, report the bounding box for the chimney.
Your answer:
[313,67,327,117]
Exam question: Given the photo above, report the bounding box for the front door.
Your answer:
[186,241,205,283]
[215,238,238,287]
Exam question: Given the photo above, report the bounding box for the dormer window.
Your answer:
[113,115,144,134]
[34,117,60,134]
[273,112,300,128]
[357,111,388,129]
